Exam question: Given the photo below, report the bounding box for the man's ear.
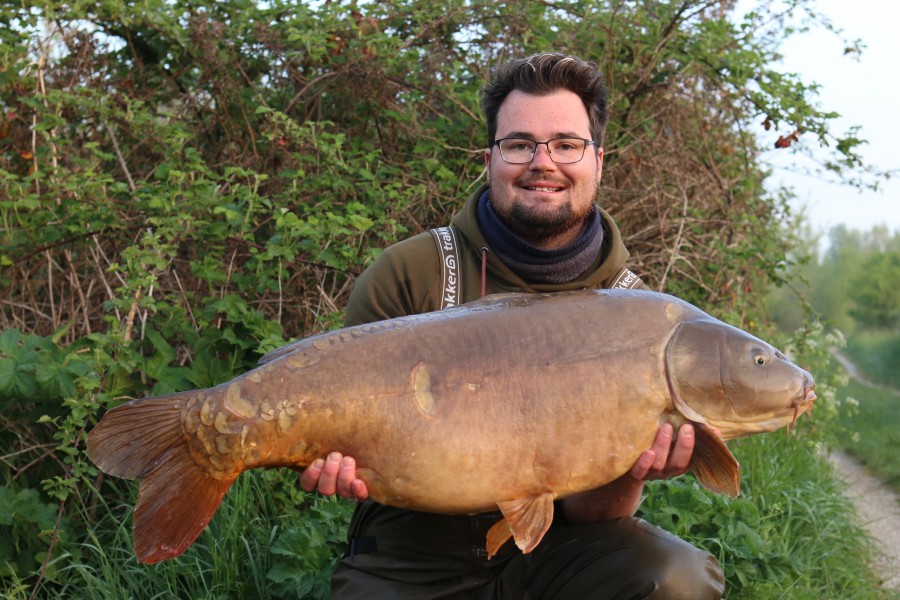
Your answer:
[484,148,492,170]
[596,147,604,179]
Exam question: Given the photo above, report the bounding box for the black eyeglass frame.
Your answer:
[491,137,598,164]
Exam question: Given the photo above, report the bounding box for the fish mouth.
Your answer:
[789,385,817,429]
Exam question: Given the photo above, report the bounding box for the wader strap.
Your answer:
[610,267,644,290]
[429,226,462,310]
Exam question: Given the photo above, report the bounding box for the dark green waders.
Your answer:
[331,503,725,599]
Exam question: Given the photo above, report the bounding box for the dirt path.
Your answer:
[828,350,900,591]
[832,350,900,397]
[829,449,900,591]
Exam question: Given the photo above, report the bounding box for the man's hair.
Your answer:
[482,52,609,148]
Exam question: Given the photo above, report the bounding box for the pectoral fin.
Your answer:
[487,492,555,558]
[485,518,512,559]
[690,424,740,497]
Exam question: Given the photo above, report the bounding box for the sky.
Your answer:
[758,0,900,243]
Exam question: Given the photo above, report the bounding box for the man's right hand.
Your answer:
[299,452,369,501]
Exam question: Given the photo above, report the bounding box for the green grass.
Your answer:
[838,377,900,496]
[641,427,894,599]
[834,329,900,494]
[16,470,354,600]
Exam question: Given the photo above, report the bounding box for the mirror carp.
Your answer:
[86,289,816,563]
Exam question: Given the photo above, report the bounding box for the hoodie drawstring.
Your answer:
[480,247,489,298]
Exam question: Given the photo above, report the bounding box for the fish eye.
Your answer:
[753,352,768,366]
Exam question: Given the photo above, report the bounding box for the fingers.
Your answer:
[350,478,370,501]
[299,457,325,492]
[316,452,343,496]
[668,424,694,473]
[632,423,695,481]
[299,452,369,501]
[629,449,657,480]
[650,423,675,471]
[335,455,360,497]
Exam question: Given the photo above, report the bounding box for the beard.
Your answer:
[486,164,600,245]
[503,201,587,242]
[492,183,597,244]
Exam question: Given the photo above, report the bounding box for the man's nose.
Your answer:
[529,143,557,169]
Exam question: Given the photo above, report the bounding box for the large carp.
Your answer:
[87,289,816,564]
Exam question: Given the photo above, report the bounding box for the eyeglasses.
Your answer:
[492,137,597,164]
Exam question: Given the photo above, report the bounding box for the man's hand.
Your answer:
[628,422,694,481]
[560,423,695,523]
[299,452,369,501]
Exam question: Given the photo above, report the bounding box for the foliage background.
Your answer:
[770,225,900,385]
[768,223,900,506]
[0,0,890,598]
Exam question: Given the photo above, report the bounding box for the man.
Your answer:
[301,53,726,599]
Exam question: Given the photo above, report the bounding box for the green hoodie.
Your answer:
[345,184,643,326]
[333,185,652,591]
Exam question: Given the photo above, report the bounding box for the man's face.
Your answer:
[484,89,603,250]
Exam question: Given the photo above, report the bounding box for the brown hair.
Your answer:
[482,53,609,148]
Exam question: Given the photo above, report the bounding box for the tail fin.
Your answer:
[87,393,236,563]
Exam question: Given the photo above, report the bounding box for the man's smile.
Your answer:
[519,179,568,194]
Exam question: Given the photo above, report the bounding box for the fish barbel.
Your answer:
[86,289,816,563]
